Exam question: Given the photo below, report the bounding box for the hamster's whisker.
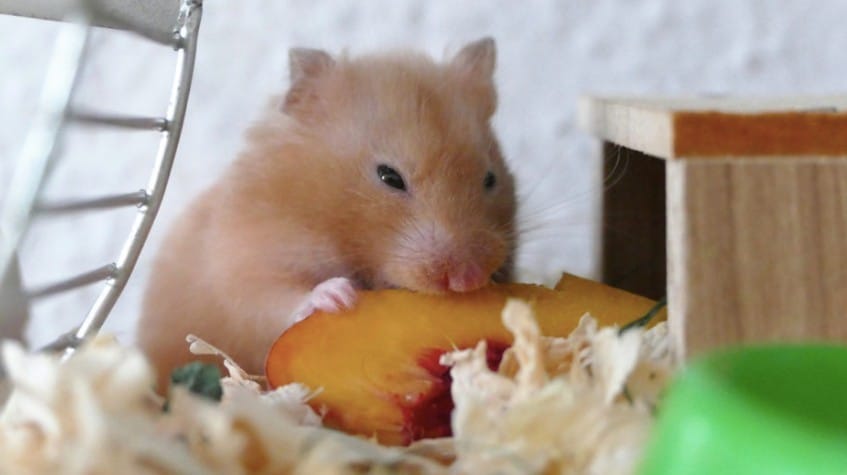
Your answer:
[516,145,630,225]
[515,154,563,204]
[515,218,592,237]
[520,233,589,248]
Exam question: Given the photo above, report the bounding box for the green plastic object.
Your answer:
[638,344,847,475]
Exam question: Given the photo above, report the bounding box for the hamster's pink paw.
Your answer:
[291,277,357,323]
[308,277,358,312]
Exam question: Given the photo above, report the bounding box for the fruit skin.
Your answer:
[265,274,666,445]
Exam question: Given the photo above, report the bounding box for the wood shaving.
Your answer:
[443,299,675,474]
[0,299,675,474]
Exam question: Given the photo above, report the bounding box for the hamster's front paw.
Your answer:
[308,277,358,312]
[291,277,357,323]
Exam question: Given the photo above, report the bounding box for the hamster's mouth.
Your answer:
[378,261,502,295]
[368,275,399,291]
[413,275,498,295]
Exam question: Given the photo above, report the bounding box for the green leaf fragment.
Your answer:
[619,296,668,335]
[169,361,223,402]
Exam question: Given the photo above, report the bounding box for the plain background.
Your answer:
[2,0,846,347]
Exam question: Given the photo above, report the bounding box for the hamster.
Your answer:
[136,37,517,391]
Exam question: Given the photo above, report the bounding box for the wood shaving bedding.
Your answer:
[0,299,675,474]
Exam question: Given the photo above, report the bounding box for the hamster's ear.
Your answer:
[283,48,335,115]
[289,48,334,84]
[451,37,496,80]
[450,37,497,117]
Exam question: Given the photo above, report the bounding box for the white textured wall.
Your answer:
[2,0,846,347]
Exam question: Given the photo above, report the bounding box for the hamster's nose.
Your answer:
[444,261,488,292]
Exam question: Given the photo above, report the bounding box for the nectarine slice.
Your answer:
[265,274,666,445]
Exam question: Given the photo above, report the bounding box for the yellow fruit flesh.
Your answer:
[265,274,666,445]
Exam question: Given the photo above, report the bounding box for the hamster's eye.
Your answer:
[377,164,406,191]
[484,171,497,190]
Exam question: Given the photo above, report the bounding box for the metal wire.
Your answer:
[67,109,169,131]
[35,190,150,215]
[27,264,118,300]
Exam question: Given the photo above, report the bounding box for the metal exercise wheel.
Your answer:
[0,0,203,355]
